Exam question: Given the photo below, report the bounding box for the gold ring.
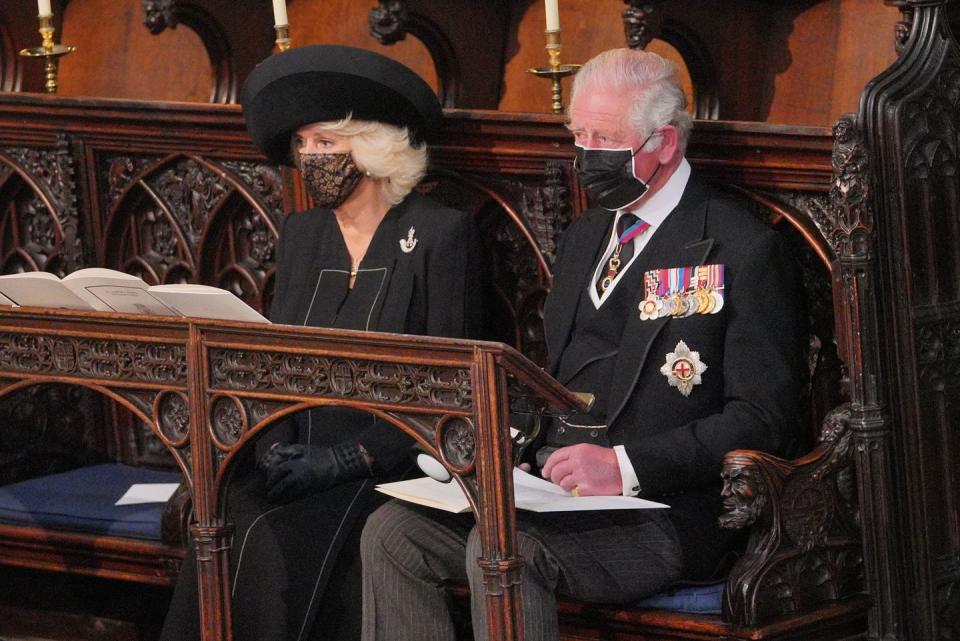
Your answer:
[571,485,580,497]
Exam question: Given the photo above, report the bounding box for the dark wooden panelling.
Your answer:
[291,0,440,94]
[59,0,215,102]
[827,3,960,640]
[502,0,899,123]
[0,0,900,126]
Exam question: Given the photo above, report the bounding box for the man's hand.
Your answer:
[541,443,622,496]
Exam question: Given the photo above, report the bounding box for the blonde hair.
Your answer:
[570,48,692,154]
[293,117,428,205]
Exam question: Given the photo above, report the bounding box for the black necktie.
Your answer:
[597,213,639,296]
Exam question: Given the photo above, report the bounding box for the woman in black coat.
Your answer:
[160,45,482,641]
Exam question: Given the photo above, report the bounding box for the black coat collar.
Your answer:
[299,199,408,330]
[546,174,717,425]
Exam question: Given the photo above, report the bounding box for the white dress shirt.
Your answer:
[589,158,691,309]
[585,158,691,496]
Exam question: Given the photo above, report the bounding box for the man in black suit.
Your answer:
[359,48,807,641]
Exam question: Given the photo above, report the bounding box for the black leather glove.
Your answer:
[257,441,302,470]
[259,441,373,503]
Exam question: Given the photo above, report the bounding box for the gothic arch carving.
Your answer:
[369,1,458,107]
[660,20,720,120]
[0,18,17,92]
[620,3,719,119]
[141,0,236,103]
[404,12,459,108]
[422,168,557,364]
[0,138,82,275]
[0,374,189,481]
[100,153,280,314]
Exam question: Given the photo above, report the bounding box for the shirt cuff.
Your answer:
[613,445,641,496]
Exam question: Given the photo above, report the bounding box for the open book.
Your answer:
[0,268,269,323]
[376,468,669,513]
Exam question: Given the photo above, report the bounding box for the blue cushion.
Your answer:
[637,580,724,614]
[0,463,182,541]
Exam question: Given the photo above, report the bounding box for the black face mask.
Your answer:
[574,135,660,210]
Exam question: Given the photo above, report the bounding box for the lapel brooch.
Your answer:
[399,227,418,253]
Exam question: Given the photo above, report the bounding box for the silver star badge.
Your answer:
[660,340,707,397]
[399,227,418,253]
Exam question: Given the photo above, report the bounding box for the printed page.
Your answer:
[0,291,16,306]
[0,271,94,311]
[61,268,154,312]
[147,284,270,323]
[80,286,178,316]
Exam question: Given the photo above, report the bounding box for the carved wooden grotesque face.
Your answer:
[719,459,767,530]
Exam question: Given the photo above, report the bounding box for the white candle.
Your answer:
[37,0,52,17]
[544,0,559,31]
[272,0,288,26]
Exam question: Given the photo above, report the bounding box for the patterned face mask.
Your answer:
[299,152,364,209]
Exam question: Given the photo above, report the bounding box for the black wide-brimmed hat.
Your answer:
[241,45,443,166]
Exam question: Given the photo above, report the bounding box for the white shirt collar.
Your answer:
[625,157,690,226]
[588,158,691,308]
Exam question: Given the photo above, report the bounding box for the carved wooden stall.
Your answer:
[0,0,955,640]
[0,93,867,641]
[0,0,911,122]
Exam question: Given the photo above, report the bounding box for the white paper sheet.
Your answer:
[114,483,180,506]
[376,468,669,513]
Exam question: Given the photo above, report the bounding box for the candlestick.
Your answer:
[272,0,288,27]
[19,14,75,94]
[274,24,291,52]
[526,29,580,114]
[544,0,559,31]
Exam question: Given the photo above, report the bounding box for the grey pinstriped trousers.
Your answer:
[360,500,683,641]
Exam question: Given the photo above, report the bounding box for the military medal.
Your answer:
[660,340,707,397]
[682,292,697,317]
[639,270,661,320]
[671,292,688,317]
[666,267,687,317]
[691,266,709,313]
[705,264,725,313]
[639,296,660,320]
[639,263,726,320]
[599,250,622,294]
[711,289,725,312]
[601,216,651,295]
[694,288,711,314]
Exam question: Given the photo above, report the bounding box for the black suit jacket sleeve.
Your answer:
[624,227,806,497]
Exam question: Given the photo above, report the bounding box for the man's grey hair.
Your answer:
[569,48,692,154]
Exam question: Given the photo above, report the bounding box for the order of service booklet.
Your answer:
[0,268,269,324]
[376,468,669,513]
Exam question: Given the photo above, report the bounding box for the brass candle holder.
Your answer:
[274,24,292,52]
[526,29,580,114]
[19,15,76,94]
